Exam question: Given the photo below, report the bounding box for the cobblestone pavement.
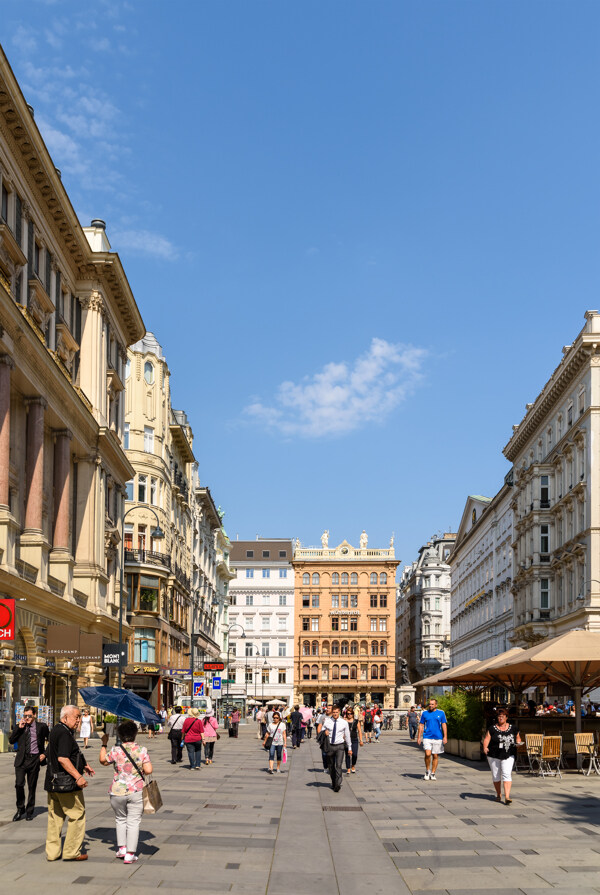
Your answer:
[0,725,599,894]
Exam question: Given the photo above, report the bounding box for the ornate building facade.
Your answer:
[503,310,600,644]
[292,534,398,709]
[0,46,145,733]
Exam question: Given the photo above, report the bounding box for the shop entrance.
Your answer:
[332,693,353,709]
[302,692,317,707]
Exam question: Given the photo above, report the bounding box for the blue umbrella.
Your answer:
[79,686,161,726]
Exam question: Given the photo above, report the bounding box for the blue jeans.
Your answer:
[269,744,283,762]
[186,742,203,768]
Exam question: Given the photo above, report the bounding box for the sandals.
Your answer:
[495,795,502,802]
[505,798,512,805]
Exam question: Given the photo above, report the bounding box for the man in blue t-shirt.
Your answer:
[417,697,447,780]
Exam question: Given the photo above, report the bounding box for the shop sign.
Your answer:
[131,664,160,674]
[193,670,204,677]
[78,633,103,661]
[329,610,360,616]
[46,624,80,656]
[203,662,224,671]
[102,643,126,666]
[0,598,15,640]
[164,667,192,674]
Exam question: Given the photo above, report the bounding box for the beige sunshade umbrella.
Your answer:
[413,659,481,689]
[491,630,600,731]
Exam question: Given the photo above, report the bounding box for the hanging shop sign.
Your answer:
[102,643,126,666]
[203,662,224,671]
[46,624,80,657]
[0,599,15,640]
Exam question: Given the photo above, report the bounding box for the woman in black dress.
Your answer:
[345,707,364,775]
[482,707,522,804]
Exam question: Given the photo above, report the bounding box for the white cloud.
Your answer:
[12,25,37,54]
[111,229,178,261]
[245,338,427,438]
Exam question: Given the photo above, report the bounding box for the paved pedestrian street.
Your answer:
[0,726,599,894]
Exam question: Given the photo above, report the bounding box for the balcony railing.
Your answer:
[125,548,171,570]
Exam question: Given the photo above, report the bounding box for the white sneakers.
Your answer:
[430,773,437,780]
[423,771,430,780]
[124,854,138,864]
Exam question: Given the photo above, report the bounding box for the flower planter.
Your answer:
[462,739,483,761]
[446,738,459,756]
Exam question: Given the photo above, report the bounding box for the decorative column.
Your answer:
[0,355,14,508]
[24,397,47,532]
[52,430,72,550]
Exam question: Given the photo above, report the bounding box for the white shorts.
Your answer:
[487,755,514,782]
[422,738,444,754]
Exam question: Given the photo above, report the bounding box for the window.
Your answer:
[341,572,349,585]
[567,404,573,427]
[134,629,156,662]
[263,594,270,605]
[302,664,310,680]
[370,573,377,585]
[144,361,154,384]
[350,594,358,608]
[261,616,270,630]
[311,618,319,631]
[380,572,387,584]
[278,642,286,657]
[245,669,253,684]
[332,572,339,585]
[302,640,310,656]
[331,640,339,655]
[311,640,319,656]
[138,525,146,550]
[246,569,254,579]
[351,572,358,585]
[370,618,377,631]
[277,616,286,630]
[1,182,8,222]
[124,523,133,550]
[125,480,133,501]
[124,358,131,380]
[540,476,550,508]
[303,573,310,585]
[245,595,253,606]
[331,594,339,608]
[380,641,387,655]
[379,594,387,608]
[310,664,318,680]
[540,524,549,554]
[123,422,130,450]
[340,594,348,608]
[341,664,349,679]
[279,569,287,578]
[435,597,440,610]
[302,618,310,631]
[332,665,340,680]
[371,665,379,679]
[244,616,253,629]
[331,617,339,631]
[245,642,254,657]
[262,569,270,579]
[370,594,377,608]
[139,575,159,612]
[279,550,287,558]
[340,618,348,631]
[579,390,585,416]
[380,664,387,679]
[350,640,358,655]
[312,573,320,585]
[312,594,320,608]
[278,669,287,684]
[371,641,379,656]
[379,619,385,632]
[144,426,154,452]
[150,477,157,506]
[279,594,286,606]
[540,578,550,610]
[246,550,254,558]
[424,622,430,635]
[262,642,270,656]
[302,595,310,608]
[350,617,358,631]
[138,475,147,502]
[341,640,349,655]
[230,594,237,606]
[262,550,270,558]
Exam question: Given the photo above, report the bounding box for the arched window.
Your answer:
[302,664,310,680]
[351,572,358,585]
[380,664,387,679]
[332,664,340,680]
[302,640,310,656]
[341,664,349,679]
[360,640,368,656]
[331,640,340,656]
[380,572,387,585]
[370,572,378,584]
[341,572,349,585]
[303,573,310,585]
[311,664,319,680]
[380,641,387,656]
[371,664,379,679]
[322,665,329,680]
[144,361,154,384]
[341,640,349,655]
[332,572,339,585]
[350,640,358,656]
[322,640,330,656]
[350,664,357,680]
[371,641,379,656]
[311,641,319,656]
[312,573,320,585]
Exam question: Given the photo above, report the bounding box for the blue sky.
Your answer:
[2,2,599,569]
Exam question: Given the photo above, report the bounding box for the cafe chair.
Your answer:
[540,736,562,778]
[574,732,600,775]
[525,733,544,775]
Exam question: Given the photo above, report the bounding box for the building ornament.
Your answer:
[79,290,104,313]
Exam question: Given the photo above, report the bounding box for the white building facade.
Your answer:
[228,539,295,708]
[503,310,600,644]
[449,485,514,665]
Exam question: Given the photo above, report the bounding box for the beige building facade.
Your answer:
[0,47,144,733]
[292,535,399,709]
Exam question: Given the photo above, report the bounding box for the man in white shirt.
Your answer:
[316,704,333,771]
[321,705,352,792]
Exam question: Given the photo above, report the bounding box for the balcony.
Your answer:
[125,548,171,570]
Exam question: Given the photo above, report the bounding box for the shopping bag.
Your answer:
[142,778,163,814]
[282,747,287,764]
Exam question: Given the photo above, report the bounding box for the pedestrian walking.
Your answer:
[407,706,419,740]
[182,709,205,770]
[373,706,382,742]
[321,705,352,792]
[203,711,219,764]
[482,707,522,805]
[344,707,363,775]
[263,711,286,774]
[167,707,185,764]
[363,706,373,743]
[316,704,333,771]
[256,707,266,739]
[417,697,447,781]
[99,720,152,864]
[306,711,313,739]
[80,710,94,748]
[9,704,49,821]
[231,708,240,738]
[290,705,303,748]
[44,705,95,862]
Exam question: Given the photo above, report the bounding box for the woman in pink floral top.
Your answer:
[99,720,152,864]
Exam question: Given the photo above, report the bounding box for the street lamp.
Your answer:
[225,623,245,713]
[261,658,271,705]
[118,505,165,692]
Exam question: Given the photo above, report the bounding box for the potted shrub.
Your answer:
[103,714,117,737]
[437,691,484,761]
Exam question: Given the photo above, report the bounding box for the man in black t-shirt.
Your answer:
[290,705,303,748]
[45,705,95,862]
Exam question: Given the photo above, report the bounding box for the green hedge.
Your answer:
[437,691,485,742]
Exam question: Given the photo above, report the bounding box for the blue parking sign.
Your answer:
[193,681,204,697]
[212,677,221,690]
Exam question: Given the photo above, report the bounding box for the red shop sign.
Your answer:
[0,599,15,640]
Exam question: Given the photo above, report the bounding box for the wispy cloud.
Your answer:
[111,229,178,261]
[245,338,427,438]
[12,25,37,54]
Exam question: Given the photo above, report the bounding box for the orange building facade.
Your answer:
[292,537,399,709]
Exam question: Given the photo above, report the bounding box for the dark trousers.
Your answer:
[204,741,215,760]
[186,741,203,768]
[292,727,302,747]
[328,743,346,791]
[409,721,418,740]
[170,731,183,762]
[321,744,329,769]
[306,725,312,739]
[260,722,267,737]
[15,755,41,813]
[345,739,359,770]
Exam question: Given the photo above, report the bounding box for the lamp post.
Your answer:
[261,658,271,705]
[118,505,165,692]
[225,623,245,715]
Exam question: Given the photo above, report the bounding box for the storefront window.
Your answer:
[134,628,156,662]
[139,575,159,612]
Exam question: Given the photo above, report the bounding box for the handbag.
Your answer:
[264,721,282,751]
[49,734,86,793]
[121,745,162,815]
